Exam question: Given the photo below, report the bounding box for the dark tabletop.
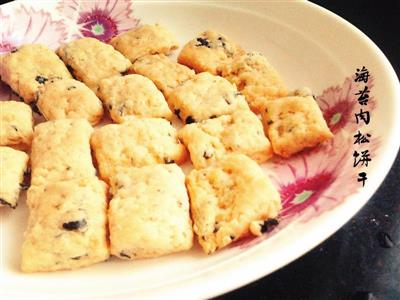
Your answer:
[217,2,400,300]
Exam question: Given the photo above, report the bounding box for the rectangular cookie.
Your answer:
[0,146,29,209]
[178,30,245,75]
[37,78,104,126]
[186,154,281,254]
[0,44,72,103]
[21,179,109,272]
[128,54,195,99]
[30,119,96,187]
[57,37,131,94]
[0,100,33,149]
[98,74,172,123]
[219,52,288,113]
[168,72,249,124]
[91,118,187,181]
[109,164,193,259]
[110,24,178,62]
[261,94,333,157]
[179,110,272,168]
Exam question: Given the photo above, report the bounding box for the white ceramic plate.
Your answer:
[1,1,399,299]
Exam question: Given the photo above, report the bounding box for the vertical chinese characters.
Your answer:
[353,66,372,187]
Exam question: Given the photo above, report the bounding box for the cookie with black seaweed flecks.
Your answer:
[0,44,72,103]
[128,54,195,100]
[0,146,29,209]
[110,24,179,62]
[90,118,187,181]
[219,52,288,113]
[0,100,33,149]
[261,95,333,158]
[37,78,104,126]
[98,74,172,123]
[168,72,249,124]
[109,164,193,259]
[179,110,272,168]
[57,37,131,95]
[21,179,109,272]
[186,154,281,254]
[178,30,245,75]
[30,119,96,188]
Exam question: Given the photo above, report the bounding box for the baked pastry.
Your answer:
[179,110,272,168]
[110,24,178,62]
[0,100,33,149]
[57,37,131,95]
[109,164,193,259]
[91,118,187,181]
[178,30,244,74]
[261,94,333,157]
[168,72,249,124]
[186,154,281,254]
[98,74,172,123]
[0,44,71,103]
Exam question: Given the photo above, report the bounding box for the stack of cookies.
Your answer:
[0,23,333,272]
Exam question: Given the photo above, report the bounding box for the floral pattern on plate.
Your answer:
[57,0,140,42]
[0,5,67,54]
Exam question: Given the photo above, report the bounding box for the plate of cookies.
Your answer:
[1,0,399,299]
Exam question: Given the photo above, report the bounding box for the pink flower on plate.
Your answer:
[0,6,67,54]
[317,76,375,134]
[57,0,140,42]
[272,140,354,221]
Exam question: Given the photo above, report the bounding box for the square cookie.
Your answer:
[219,52,288,113]
[91,118,187,181]
[0,44,72,103]
[168,72,249,124]
[179,110,272,168]
[178,30,245,75]
[128,54,195,99]
[98,74,172,123]
[37,78,104,125]
[57,37,131,94]
[21,179,109,272]
[109,164,193,259]
[261,95,333,158]
[30,119,96,187]
[0,146,29,209]
[110,24,178,62]
[186,154,281,254]
[0,100,33,149]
